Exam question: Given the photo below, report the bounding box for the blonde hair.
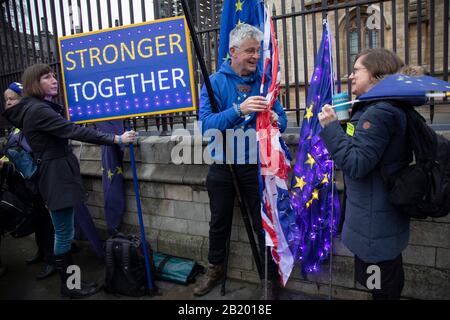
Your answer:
[4,88,21,100]
[399,65,427,76]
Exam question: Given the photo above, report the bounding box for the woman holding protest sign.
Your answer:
[3,63,137,299]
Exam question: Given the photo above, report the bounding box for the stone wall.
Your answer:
[75,131,450,300]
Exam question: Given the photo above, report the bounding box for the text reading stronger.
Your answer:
[64,34,183,70]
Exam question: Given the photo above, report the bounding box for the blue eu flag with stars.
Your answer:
[217,0,265,70]
[96,120,125,235]
[289,20,341,275]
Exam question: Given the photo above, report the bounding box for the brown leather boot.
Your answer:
[193,264,224,296]
[260,279,280,300]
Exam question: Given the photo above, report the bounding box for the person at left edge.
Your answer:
[3,82,56,281]
[2,63,137,299]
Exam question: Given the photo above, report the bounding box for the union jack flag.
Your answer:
[256,3,298,286]
[219,0,298,286]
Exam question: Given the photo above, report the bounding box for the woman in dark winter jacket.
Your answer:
[3,63,137,298]
[318,49,412,300]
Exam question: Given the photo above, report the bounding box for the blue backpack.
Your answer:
[4,131,37,180]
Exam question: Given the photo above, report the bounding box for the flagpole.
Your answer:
[127,121,155,292]
[180,0,263,294]
[325,17,334,301]
[264,243,268,300]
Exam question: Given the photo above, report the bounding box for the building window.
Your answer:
[349,30,358,65]
[349,28,378,65]
[408,0,428,24]
[365,29,379,48]
[343,7,381,70]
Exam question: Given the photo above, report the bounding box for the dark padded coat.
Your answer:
[319,100,412,263]
[3,97,115,211]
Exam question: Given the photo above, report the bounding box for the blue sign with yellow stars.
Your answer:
[58,16,196,123]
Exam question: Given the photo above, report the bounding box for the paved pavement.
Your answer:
[0,235,319,300]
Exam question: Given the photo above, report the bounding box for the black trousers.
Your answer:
[33,199,55,262]
[206,164,277,279]
[355,254,404,300]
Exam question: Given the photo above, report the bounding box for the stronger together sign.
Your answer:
[58,16,196,123]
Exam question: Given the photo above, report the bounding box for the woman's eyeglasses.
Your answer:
[351,66,367,75]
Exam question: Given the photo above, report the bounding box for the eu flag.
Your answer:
[74,203,105,258]
[359,74,450,101]
[217,0,265,70]
[290,20,341,274]
[96,120,125,235]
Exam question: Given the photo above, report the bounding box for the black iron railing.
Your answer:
[0,0,448,136]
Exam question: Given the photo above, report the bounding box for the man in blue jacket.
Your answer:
[194,24,287,299]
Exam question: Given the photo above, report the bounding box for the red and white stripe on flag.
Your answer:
[256,4,294,286]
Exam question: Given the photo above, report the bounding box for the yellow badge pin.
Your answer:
[346,122,355,136]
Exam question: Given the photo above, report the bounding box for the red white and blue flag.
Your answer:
[218,0,298,286]
[256,3,297,286]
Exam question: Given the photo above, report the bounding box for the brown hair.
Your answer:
[355,48,405,80]
[21,63,55,99]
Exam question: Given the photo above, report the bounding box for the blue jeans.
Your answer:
[50,207,74,256]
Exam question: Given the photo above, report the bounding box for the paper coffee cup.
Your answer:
[333,92,350,122]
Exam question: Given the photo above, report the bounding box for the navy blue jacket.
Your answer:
[320,100,412,263]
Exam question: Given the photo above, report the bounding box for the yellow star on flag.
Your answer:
[305,199,313,208]
[305,153,316,169]
[223,53,231,61]
[304,103,314,122]
[236,0,244,12]
[321,174,329,185]
[311,189,319,201]
[293,176,307,190]
[107,169,114,180]
[236,19,244,26]
[116,167,123,175]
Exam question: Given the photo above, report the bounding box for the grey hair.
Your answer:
[229,23,263,50]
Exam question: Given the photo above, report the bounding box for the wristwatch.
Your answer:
[236,104,245,117]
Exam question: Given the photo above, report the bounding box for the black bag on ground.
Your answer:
[153,252,203,285]
[382,106,450,219]
[0,163,36,238]
[104,233,157,297]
